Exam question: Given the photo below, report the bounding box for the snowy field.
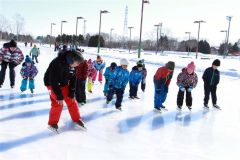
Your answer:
[0,41,240,160]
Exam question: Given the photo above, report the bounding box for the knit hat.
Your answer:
[137,63,143,68]
[65,50,84,64]
[25,55,32,63]
[9,40,17,48]
[110,62,117,69]
[137,59,144,65]
[120,58,129,66]
[165,61,175,70]
[186,61,195,72]
[212,59,220,66]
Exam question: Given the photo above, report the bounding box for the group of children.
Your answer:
[153,59,221,112]
[0,40,221,132]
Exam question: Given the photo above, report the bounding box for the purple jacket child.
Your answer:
[20,55,38,93]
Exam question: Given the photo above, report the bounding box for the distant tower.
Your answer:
[83,20,86,37]
[122,5,128,49]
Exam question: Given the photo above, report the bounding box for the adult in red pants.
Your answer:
[44,50,85,132]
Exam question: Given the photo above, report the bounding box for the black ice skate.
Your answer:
[187,106,192,111]
[48,124,59,133]
[75,119,87,130]
[154,107,162,113]
[213,104,221,110]
[134,96,140,99]
[177,105,182,111]
[203,104,209,109]
[161,105,168,111]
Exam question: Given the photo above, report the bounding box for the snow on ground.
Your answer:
[0,41,240,160]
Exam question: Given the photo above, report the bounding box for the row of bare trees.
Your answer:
[0,14,33,42]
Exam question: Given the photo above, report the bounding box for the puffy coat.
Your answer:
[108,66,129,89]
[0,45,24,65]
[129,66,143,86]
[87,59,97,78]
[202,67,220,86]
[20,63,38,78]
[104,66,115,81]
[154,66,173,88]
[177,68,198,88]
[93,60,106,71]
[44,52,76,100]
[76,60,88,80]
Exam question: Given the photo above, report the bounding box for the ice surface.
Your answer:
[0,42,239,160]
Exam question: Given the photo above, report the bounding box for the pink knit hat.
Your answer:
[186,61,195,72]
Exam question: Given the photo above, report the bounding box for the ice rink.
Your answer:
[0,42,240,160]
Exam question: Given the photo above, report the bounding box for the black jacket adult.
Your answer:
[202,67,220,86]
[44,52,76,100]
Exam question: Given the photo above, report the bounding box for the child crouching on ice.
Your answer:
[20,55,38,93]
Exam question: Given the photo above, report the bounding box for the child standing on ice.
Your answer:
[87,59,97,93]
[20,55,38,93]
[93,55,105,84]
[106,58,129,111]
[176,61,198,111]
[202,59,221,109]
[103,62,117,97]
[129,62,143,99]
[153,61,175,112]
[140,60,147,92]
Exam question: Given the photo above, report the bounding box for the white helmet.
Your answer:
[120,58,129,66]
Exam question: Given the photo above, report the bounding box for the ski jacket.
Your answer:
[93,60,106,71]
[108,66,129,89]
[44,53,76,100]
[76,60,88,80]
[154,66,173,88]
[104,66,115,81]
[87,60,97,78]
[129,66,143,86]
[202,67,220,86]
[0,44,24,65]
[20,63,38,78]
[177,68,198,88]
[30,47,39,56]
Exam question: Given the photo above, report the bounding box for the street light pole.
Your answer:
[194,20,205,59]
[128,26,134,53]
[185,31,191,56]
[61,20,67,36]
[137,0,150,58]
[76,17,83,36]
[109,28,114,49]
[154,23,162,54]
[84,20,87,36]
[98,10,109,53]
[220,30,227,56]
[225,16,232,58]
[50,23,56,47]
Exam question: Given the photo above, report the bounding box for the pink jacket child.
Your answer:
[87,59,97,93]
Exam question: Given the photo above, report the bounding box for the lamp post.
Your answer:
[98,10,109,53]
[194,20,205,59]
[220,30,227,56]
[128,26,134,53]
[83,19,87,36]
[50,22,56,47]
[109,28,114,49]
[61,20,67,36]
[185,31,191,56]
[76,17,83,36]
[154,23,162,54]
[137,0,150,58]
[224,16,232,58]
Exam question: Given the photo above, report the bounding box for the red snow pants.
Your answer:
[92,71,103,82]
[47,85,81,125]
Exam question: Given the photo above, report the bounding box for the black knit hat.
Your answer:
[110,62,117,69]
[212,59,220,66]
[9,40,17,47]
[65,50,84,64]
[165,61,175,70]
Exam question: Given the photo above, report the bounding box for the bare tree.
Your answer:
[13,14,25,41]
[0,15,9,40]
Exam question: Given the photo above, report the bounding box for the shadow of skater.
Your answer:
[183,112,192,126]
[151,113,165,130]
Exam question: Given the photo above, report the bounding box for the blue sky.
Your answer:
[0,0,240,46]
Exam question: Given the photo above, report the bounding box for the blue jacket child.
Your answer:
[106,58,129,110]
[20,55,38,93]
[103,62,117,96]
[129,63,143,99]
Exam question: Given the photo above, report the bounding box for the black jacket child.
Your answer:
[44,52,76,100]
[202,67,220,86]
